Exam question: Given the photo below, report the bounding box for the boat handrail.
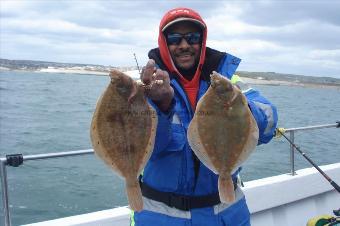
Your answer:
[283,123,339,132]
[1,149,94,164]
[276,122,339,176]
[1,122,339,226]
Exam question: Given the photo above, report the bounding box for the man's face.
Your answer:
[165,21,202,70]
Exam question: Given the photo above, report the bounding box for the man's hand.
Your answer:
[141,59,174,112]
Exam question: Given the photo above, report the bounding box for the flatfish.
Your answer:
[188,71,259,203]
[90,69,157,211]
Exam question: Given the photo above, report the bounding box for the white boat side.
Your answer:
[23,163,340,226]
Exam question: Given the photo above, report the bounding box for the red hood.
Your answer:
[158,7,207,78]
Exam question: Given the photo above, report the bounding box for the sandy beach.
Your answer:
[37,67,109,76]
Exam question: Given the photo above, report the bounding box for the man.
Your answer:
[131,7,278,226]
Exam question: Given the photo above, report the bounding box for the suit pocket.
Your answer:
[166,124,186,152]
[220,198,251,226]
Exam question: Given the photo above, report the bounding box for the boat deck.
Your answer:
[23,163,340,226]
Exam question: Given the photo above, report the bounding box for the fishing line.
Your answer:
[132,53,163,89]
[276,129,340,193]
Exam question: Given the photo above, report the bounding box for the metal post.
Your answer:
[289,131,296,175]
[0,158,11,226]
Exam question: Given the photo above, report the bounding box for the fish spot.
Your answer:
[107,113,125,124]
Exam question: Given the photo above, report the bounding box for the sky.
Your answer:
[1,0,340,78]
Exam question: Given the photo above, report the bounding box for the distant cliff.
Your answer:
[237,71,340,87]
[1,58,340,87]
[0,58,136,73]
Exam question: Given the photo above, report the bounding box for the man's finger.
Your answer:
[141,59,156,85]
[154,69,170,84]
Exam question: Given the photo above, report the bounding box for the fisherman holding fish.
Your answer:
[133,7,278,226]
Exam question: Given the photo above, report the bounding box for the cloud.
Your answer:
[1,0,340,78]
[204,1,340,77]
[239,1,340,27]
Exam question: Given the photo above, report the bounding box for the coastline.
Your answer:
[241,77,340,90]
[36,68,141,80]
[1,67,339,90]
[37,67,109,76]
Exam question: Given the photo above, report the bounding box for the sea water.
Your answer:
[0,71,339,225]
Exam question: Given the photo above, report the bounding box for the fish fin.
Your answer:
[138,105,157,175]
[126,180,143,212]
[235,108,259,168]
[218,176,235,203]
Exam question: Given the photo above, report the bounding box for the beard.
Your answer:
[171,46,201,80]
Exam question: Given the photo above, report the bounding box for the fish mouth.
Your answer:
[210,71,220,88]
[110,70,122,84]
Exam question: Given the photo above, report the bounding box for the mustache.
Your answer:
[175,50,194,57]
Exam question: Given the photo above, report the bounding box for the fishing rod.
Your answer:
[276,128,340,193]
[132,53,163,89]
[133,53,141,75]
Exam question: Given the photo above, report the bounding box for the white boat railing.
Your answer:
[1,122,339,226]
[282,122,340,175]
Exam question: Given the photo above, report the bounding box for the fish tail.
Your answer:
[126,180,143,212]
[218,176,236,203]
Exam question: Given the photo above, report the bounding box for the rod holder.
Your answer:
[6,154,23,167]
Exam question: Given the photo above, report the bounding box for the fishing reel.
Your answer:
[307,209,340,226]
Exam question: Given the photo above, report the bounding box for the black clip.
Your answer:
[336,121,340,128]
[168,194,190,211]
[6,154,24,167]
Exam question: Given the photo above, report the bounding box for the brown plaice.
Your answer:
[188,71,259,203]
[90,69,157,211]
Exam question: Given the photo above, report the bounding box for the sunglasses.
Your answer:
[166,32,202,45]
